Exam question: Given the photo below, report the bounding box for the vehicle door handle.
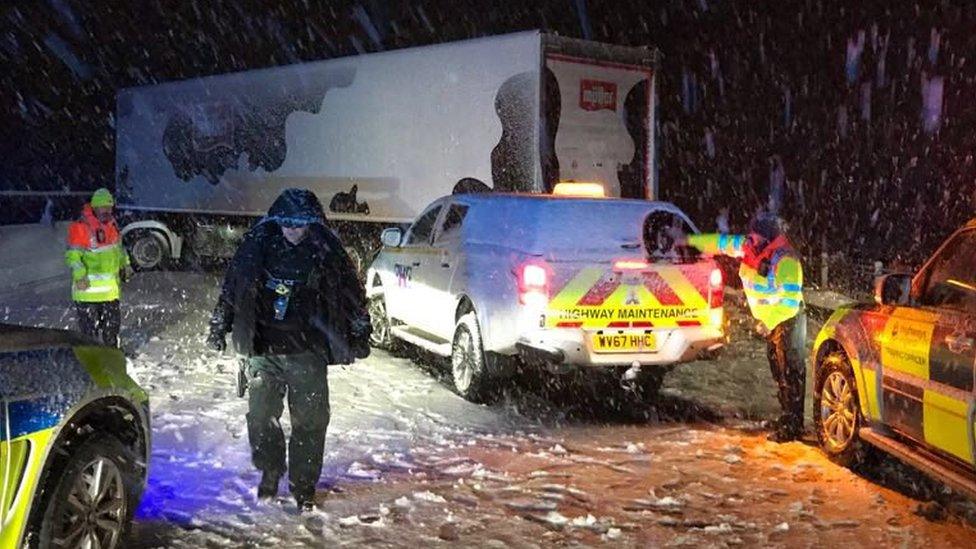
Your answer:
[441,262,450,268]
[411,261,421,267]
[945,334,974,352]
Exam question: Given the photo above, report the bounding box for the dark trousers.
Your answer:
[766,312,807,432]
[246,353,330,499]
[75,300,121,347]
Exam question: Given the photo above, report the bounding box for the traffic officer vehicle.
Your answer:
[366,190,727,402]
[812,219,976,497]
[0,323,150,548]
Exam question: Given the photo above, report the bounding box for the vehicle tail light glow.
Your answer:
[709,268,723,288]
[518,262,550,307]
[708,267,724,308]
[613,258,649,271]
[522,264,547,288]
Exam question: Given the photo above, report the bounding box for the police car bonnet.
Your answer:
[265,188,326,227]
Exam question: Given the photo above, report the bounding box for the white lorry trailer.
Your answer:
[115,30,658,270]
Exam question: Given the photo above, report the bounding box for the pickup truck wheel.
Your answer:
[814,351,864,468]
[368,294,394,349]
[452,312,496,403]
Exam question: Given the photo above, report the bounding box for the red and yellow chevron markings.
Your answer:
[545,264,714,329]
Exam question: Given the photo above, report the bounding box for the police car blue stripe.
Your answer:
[782,283,803,292]
[780,298,802,307]
[6,395,65,439]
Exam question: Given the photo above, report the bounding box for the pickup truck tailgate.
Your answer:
[544,260,721,330]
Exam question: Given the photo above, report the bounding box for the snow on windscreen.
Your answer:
[464,197,697,254]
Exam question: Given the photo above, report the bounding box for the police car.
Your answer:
[1,324,150,548]
[366,191,727,402]
[812,219,976,497]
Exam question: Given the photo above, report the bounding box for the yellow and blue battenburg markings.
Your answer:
[1,407,59,549]
[0,342,144,548]
[817,304,976,466]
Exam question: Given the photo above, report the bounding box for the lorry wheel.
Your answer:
[814,350,865,468]
[34,433,140,549]
[126,229,168,271]
[451,312,497,404]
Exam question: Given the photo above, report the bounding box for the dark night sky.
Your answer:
[2,0,975,269]
[0,0,583,193]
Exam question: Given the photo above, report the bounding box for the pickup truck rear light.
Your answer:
[708,267,724,308]
[518,263,550,307]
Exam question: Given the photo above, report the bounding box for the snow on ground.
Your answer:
[4,272,976,547]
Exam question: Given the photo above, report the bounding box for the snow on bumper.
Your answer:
[516,324,726,368]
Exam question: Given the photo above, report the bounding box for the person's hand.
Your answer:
[350,315,372,340]
[666,226,688,247]
[122,265,134,282]
[74,278,90,291]
[207,331,226,352]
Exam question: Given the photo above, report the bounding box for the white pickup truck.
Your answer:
[365,193,727,402]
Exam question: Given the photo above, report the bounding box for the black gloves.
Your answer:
[349,315,372,359]
[207,330,227,352]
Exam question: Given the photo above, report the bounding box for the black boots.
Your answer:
[295,492,316,513]
[767,417,803,443]
[259,469,316,512]
[257,470,282,500]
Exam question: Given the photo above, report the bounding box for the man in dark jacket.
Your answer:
[207,188,370,512]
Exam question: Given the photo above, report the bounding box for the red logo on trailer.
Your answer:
[579,79,617,111]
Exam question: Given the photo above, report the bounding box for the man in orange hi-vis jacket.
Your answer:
[65,188,131,346]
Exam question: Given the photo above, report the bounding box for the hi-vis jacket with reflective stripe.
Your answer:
[65,205,130,302]
[688,233,803,331]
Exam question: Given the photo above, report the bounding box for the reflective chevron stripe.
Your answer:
[546,263,716,329]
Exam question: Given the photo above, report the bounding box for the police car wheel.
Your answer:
[451,312,496,403]
[814,351,862,467]
[36,433,140,549]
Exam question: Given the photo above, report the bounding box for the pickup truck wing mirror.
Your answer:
[874,273,912,306]
[381,227,403,247]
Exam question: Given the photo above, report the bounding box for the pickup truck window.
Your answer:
[405,205,443,246]
[919,229,976,312]
[435,204,469,244]
[643,210,694,258]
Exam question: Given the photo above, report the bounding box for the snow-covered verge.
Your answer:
[0,221,69,295]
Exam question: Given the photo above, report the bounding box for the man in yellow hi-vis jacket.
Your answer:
[684,213,806,441]
[65,188,131,346]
